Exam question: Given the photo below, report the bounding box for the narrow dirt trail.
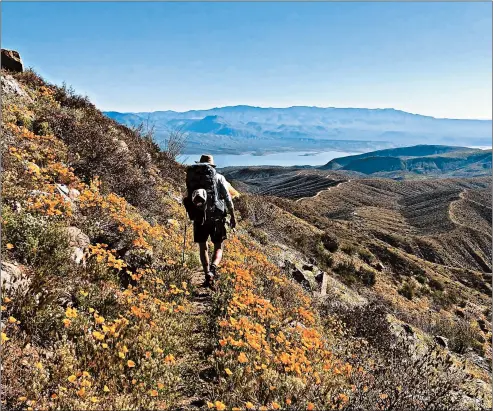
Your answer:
[448,189,470,229]
[175,270,216,410]
[295,179,351,203]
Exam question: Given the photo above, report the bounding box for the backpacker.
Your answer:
[184,164,225,224]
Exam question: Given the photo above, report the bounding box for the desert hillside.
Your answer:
[320,145,491,178]
[1,58,491,411]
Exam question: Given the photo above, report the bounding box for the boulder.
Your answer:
[291,267,315,291]
[1,49,24,73]
[1,262,30,293]
[65,227,90,265]
[112,138,129,154]
[434,335,448,348]
[66,227,90,248]
[56,183,79,208]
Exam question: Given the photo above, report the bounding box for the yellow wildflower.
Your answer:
[238,352,248,363]
[92,331,104,340]
[215,401,226,411]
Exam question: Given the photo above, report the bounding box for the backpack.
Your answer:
[185,164,225,224]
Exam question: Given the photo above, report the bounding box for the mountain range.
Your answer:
[105,106,492,154]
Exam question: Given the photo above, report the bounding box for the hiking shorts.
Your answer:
[193,217,227,244]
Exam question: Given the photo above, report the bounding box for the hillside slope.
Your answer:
[2,67,491,411]
[320,145,492,178]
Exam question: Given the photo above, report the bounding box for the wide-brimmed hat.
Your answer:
[196,154,216,167]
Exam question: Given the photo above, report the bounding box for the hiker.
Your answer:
[184,154,237,288]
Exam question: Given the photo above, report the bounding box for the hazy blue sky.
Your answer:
[2,2,491,119]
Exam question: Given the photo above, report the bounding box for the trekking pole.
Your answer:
[182,217,188,266]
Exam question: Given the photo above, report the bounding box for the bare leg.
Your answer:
[212,242,223,268]
[198,242,209,275]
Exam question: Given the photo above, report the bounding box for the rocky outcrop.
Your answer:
[291,265,313,291]
[1,74,31,100]
[65,226,90,265]
[112,137,129,155]
[1,49,23,73]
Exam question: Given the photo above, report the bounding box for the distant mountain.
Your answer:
[104,106,492,155]
[320,144,492,178]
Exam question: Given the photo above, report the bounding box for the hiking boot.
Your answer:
[210,264,218,278]
[203,272,215,289]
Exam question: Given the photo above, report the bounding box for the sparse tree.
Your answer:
[164,125,188,160]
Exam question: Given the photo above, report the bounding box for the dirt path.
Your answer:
[448,189,469,228]
[175,270,216,410]
[295,179,351,203]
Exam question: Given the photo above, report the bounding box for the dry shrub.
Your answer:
[163,126,188,160]
[1,70,201,410]
[321,230,339,253]
[322,300,486,410]
[431,318,485,355]
[235,194,272,228]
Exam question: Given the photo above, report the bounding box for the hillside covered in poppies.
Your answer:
[1,61,491,411]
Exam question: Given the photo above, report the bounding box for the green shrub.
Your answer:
[32,119,52,136]
[249,227,269,245]
[358,266,376,286]
[398,281,416,300]
[432,288,460,310]
[315,241,334,269]
[341,243,358,256]
[321,231,339,252]
[334,260,358,285]
[2,207,71,278]
[428,277,445,291]
[432,318,485,355]
[358,247,374,264]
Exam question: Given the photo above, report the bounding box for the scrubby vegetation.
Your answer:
[1,68,491,411]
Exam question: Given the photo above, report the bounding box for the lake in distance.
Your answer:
[178,150,358,168]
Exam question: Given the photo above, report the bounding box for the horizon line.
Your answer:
[103,105,492,121]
